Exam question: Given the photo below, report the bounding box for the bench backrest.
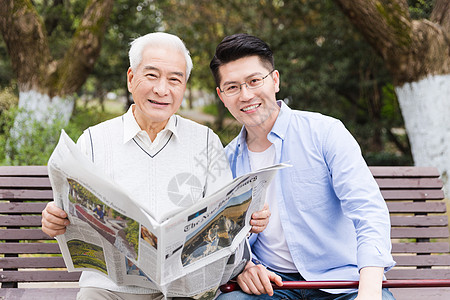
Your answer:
[1,166,449,287]
[0,166,81,288]
[369,166,450,280]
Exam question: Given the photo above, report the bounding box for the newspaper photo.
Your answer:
[47,130,288,297]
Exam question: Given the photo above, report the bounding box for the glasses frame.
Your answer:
[219,70,275,97]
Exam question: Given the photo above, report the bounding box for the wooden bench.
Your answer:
[372,166,450,299]
[0,166,80,300]
[1,166,449,299]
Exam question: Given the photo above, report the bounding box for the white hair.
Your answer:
[129,32,193,80]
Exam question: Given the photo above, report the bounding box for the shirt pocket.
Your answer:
[288,165,331,210]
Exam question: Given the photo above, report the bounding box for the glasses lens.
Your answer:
[223,84,240,96]
[246,77,264,89]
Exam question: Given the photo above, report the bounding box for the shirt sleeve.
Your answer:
[323,121,395,272]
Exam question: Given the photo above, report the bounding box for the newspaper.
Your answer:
[47,130,288,297]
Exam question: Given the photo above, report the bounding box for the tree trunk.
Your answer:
[0,0,113,160]
[333,0,450,196]
[395,74,450,192]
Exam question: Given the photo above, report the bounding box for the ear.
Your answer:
[272,70,280,94]
[216,87,227,107]
[127,68,134,93]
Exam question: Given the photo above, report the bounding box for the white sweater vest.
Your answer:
[78,114,234,294]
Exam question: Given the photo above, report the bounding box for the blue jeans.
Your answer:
[217,271,396,300]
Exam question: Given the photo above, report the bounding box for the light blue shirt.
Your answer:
[225,101,395,288]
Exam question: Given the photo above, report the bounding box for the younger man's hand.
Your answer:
[250,203,270,234]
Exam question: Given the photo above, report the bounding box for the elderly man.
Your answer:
[42,32,269,300]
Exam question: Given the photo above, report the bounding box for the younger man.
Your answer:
[210,33,396,300]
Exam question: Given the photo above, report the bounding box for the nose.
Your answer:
[153,79,169,96]
[239,83,254,101]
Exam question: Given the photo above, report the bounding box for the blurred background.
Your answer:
[0,0,444,170]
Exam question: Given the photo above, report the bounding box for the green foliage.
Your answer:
[159,0,412,162]
[65,104,123,142]
[0,107,67,165]
[1,0,420,165]
[380,84,404,127]
[0,87,18,116]
[34,0,89,60]
[202,103,232,118]
[365,152,413,166]
[0,99,121,166]
[0,38,14,90]
[408,0,435,19]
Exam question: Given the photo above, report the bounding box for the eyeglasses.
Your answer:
[219,70,275,97]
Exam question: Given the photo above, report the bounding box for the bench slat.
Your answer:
[0,229,53,240]
[391,227,449,239]
[0,257,67,269]
[0,242,61,254]
[369,166,441,177]
[0,177,51,188]
[393,255,450,266]
[0,270,81,282]
[387,201,447,213]
[392,242,450,253]
[390,288,450,300]
[0,202,48,213]
[381,189,445,200]
[0,165,48,176]
[386,268,450,280]
[375,178,443,189]
[0,215,43,226]
[390,215,448,227]
[0,189,53,200]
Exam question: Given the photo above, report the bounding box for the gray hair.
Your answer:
[129,32,193,80]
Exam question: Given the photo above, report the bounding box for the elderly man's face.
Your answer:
[127,45,187,132]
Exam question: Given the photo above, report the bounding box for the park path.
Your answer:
[178,108,240,127]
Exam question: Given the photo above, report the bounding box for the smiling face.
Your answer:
[216,55,280,130]
[127,45,187,133]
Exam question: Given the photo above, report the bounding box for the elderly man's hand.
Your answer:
[250,203,270,234]
[41,201,70,237]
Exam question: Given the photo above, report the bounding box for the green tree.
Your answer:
[0,0,114,161]
[161,0,252,130]
[87,0,165,111]
[161,0,409,161]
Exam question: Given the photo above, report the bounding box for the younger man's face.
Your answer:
[216,55,280,129]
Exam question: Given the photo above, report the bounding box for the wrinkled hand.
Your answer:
[250,203,270,234]
[41,201,70,237]
[236,261,283,296]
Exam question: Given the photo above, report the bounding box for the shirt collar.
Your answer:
[268,100,292,141]
[122,105,179,144]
